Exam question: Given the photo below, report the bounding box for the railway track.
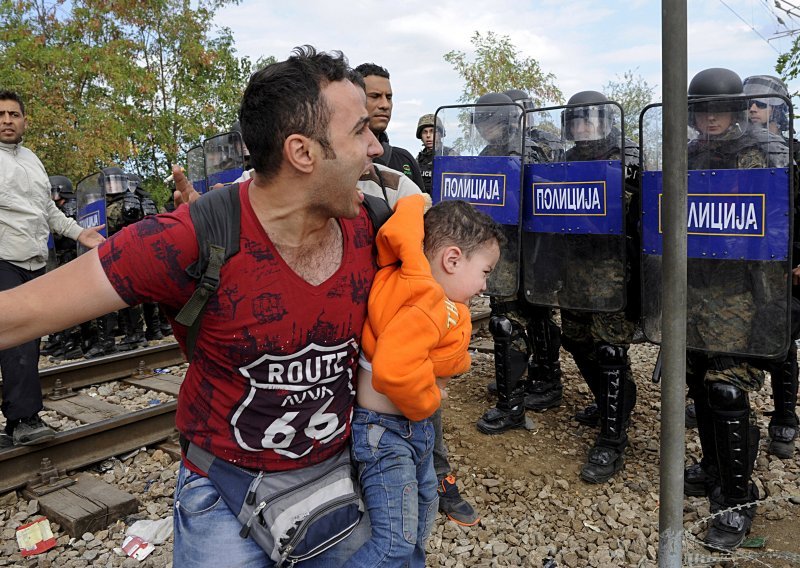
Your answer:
[0,308,492,495]
[0,342,186,494]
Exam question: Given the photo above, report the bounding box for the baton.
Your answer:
[651,348,662,384]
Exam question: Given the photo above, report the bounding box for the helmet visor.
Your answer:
[104,174,128,195]
[561,105,613,141]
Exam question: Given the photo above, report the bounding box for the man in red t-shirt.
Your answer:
[0,47,383,567]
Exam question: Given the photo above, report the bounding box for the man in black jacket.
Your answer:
[354,63,424,191]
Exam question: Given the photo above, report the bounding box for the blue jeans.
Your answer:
[347,408,438,568]
[172,461,371,567]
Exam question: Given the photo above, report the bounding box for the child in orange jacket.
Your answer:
[349,194,503,567]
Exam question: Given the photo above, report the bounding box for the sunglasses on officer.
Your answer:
[749,100,769,109]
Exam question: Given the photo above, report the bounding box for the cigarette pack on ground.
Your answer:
[122,535,155,560]
[16,516,57,557]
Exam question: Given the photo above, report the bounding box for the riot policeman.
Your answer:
[504,88,566,163]
[415,113,453,194]
[473,93,564,434]
[553,91,641,484]
[743,75,791,138]
[739,75,799,459]
[128,173,172,341]
[113,171,149,352]
[681,68,791,550]
[83,167,130,358]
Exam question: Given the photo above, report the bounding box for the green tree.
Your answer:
[603,69,656,142]
[444,31,563,105]
[777,41,800,97]
[0,0,256,207]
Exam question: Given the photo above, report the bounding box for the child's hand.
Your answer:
[436,376,451,399]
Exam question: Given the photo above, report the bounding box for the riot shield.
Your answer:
[75,173,106,256]
[186,145,207,194]
[203,131,245,188]
[521,102,628,311]
[639,96,792,358]
[431,102,524,297]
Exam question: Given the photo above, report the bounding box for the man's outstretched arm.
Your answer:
[0,249,128,349]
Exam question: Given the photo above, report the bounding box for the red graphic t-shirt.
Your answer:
[99,180,376,471]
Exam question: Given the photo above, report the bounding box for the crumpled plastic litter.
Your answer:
[125,516,173,545]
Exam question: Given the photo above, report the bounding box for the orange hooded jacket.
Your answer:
[361,194,472,421]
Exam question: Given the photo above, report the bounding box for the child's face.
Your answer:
[441,240,500,304]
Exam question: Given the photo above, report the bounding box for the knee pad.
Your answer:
[708,382,748,413]
[489,315,514,341]
[597,343,627,368]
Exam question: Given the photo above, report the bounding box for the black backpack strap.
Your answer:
[362,193,393,232]
[175,184,242,362]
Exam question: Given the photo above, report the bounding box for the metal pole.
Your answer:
[658,0,688,566]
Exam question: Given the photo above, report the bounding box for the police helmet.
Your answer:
[99,166,128,195]
[472,92,518,130]
[49,175,74,201]
[688,68,748,134]
[561,91,613,142]
[416,114,445,139]
[743,75,790,132]
[503,88,534,111]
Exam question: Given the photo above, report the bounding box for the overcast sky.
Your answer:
[214,0,799,154]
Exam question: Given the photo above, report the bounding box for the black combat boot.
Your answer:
[40,332,65,357]
[580,344,634,484]
[574,403,600,426]
[684,391,719,497]
[83,314,117,358]
[117,307,147,351]
[158,309,173,337]
[767,350,798,459]
[561,334,602,427]
[523,314,563,411]
[703,382,759,551]
[143,303,163,341]
[477,316,528,434]
[62,327,84,360]
[50,327,84,362]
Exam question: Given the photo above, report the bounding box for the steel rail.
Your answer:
[37,342,185,395]
[0,402,176,494]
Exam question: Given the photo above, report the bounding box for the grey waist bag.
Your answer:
[182,438,363,566]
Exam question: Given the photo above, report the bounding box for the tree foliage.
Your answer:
[777,39,800,97]
[444,31,563,105]
[603,69,656,142]
[0,0,259,206]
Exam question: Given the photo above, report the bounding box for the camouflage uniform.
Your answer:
[686,127,789,390]
[685,125,791,547]
[477,132,564,434]
[557,129,642,483]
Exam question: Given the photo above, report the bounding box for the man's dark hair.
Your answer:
[239,45,358,179]
[423,200,505,258]
[351,72,365,91]
[354,63,390,80]
[0,90,25,115]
